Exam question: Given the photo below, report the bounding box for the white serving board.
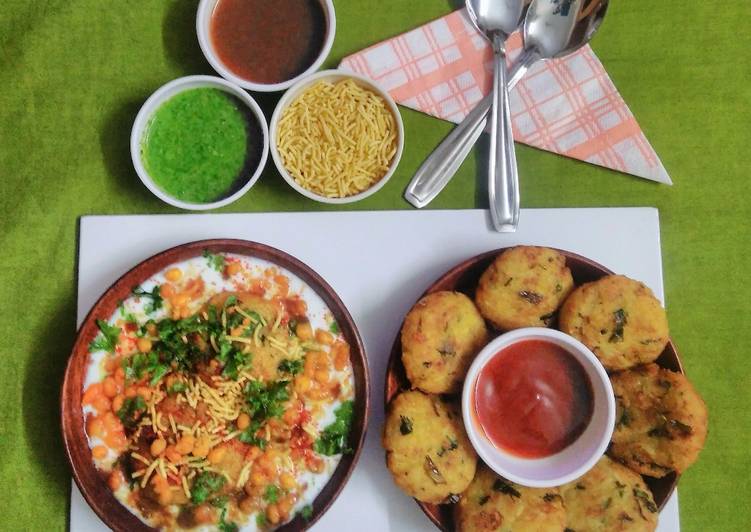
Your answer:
[72,208,679,532]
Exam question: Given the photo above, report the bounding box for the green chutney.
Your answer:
[142,87,261,203]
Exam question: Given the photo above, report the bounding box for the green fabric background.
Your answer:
[0,0,749,530]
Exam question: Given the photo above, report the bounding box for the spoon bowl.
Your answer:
[524,0,609,60]
[404,0,610,210]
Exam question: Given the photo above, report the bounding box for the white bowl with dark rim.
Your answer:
[269,69,404,204]
[196,0,336,92]
[130,75,269,211]
[462,327,616,488]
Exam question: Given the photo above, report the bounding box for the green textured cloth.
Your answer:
[0,1,749,530]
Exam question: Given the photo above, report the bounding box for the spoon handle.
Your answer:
[404,49,539,209]
[488,37,517,232]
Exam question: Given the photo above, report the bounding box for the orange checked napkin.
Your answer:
[339,8,672,184]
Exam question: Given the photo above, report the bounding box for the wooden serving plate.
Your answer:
[61,239,370,532]
[385,248,681,531]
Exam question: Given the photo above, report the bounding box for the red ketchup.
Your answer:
[474,340,593,458]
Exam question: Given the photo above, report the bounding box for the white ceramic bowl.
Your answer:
[196,0,336,92]
[130,75,269,211]
[462,327,615,488]
[269,70,404,204]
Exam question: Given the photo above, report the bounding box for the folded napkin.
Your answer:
[339,8,671,184]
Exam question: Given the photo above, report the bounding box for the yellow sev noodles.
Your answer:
[276,79,398,198]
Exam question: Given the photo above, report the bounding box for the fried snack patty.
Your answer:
[383,391,477,503]
[401,291,488,394]
[456,465,566,532]
[560,456,658,532]
[559,275,669,371]
[475,246,574,331]
[610,364,708,478]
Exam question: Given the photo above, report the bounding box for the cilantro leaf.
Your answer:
[278,358,303,375]
[244,380,290,421]
[263,484,280,503]
[191,471,226,504]
[116,395,145,429]
[168,381,187,394]
[203,249,226,273]
[89,320,121,353]
[218,508,238,532]
[314,400,354,456]
[329,321,340,335]
[300,505,313,521]
[131,285,163,314]
[256,513,267,527]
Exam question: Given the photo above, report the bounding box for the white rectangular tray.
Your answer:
[72,208,678,531]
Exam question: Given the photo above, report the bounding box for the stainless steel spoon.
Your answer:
[405,0,609,211]
[466,0,525,232]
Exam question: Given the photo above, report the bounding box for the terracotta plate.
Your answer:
[384,247,681,531]
[62,239,370,531]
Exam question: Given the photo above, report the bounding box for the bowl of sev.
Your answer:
[270,70,404,204]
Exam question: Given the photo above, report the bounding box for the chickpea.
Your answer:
[125,387,138,398]
[165,446,182,463]
[136,338,152,353]
[192,435,210,458]
[277,496,293,518]
[112,395,124,413]
[309,459,324,474]
[157,489,172,506]
[280,472,296,490]
[165,268,183,282]
[179,307,191,319]
[108,470,123,491]
[314,369,329,384]
[160,283,176,298]
[207,446,226,465]
[296,321,313,341]
[102,377,118,398]
[87,416,104,438]
[175,435,195,455]
[239,496,255,513]
[266,504,280,525]
[137,386,152,400]
[145,322,158,336]
[235,412,250,430]
[333,342,350,371]
[173,293,190,307]
[193,504,214,524]
[315,329,334,345]
[94,396,111,413]
[150,438,166,457]
[225,262,242,276]
[250,470,266,486]
[92,445,108,460]
[114,367,126,381]
[294,375,311,393]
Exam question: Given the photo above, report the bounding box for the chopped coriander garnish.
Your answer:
[256,513,268,527]
[191,471,226,504]
[218,508,238,532]
[263,484,280,503]
[314,400,354,455]
[329,321,340,334]
[116,395,145,429]
[131,285,163,314]
[278,358,303,375]
[203,249,226,273]
[300,505,313,521]
[89,319,121,353]
[168,381,187,394]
